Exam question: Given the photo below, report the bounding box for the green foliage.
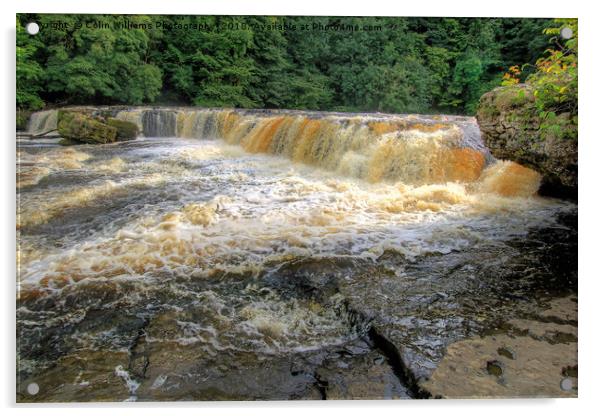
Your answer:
[528,19,578,140]
[487,19,577,142]
[16,16,44,110]
[19,15,162,108]
[16,15,557,115]
[16,110,32,131]
[529,19,578,115]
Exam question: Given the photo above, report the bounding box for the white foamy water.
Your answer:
[17,138,569,293]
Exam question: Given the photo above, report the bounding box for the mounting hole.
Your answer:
[25,22,39,35]
[560,27,573,40]
[560,378,573,391]
[27,382,39,395]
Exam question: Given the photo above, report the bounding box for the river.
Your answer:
[16,108,577,401]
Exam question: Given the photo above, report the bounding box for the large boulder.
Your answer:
[106,118,139,141]
[57,111,117,144]
[476,84,577,198]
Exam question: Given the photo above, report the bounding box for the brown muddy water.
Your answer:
[17,109,577,401]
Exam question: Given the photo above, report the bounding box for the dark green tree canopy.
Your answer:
[17,14,554,115]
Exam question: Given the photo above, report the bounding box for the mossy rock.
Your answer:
[106,118,139,141]
[98,110,114,120]
[494,84,535,110]
[16,110,32,131]
[58,111,117,144]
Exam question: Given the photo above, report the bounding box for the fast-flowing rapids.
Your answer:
[16,108,575,401]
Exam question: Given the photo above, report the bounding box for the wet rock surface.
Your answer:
[271,210,578,398]
[17,350,132,402]
[58,111,118,144]
[18,210,576,402]
[55,110,139,145]
[315,343,411,400]
[422,297,578,398]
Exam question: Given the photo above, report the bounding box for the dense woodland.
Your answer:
[17,15,572,117]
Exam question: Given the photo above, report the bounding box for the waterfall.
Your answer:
[142,110,177,137]
[26,107,513,186]
[27,110,58,136]
[167,108,491,185]
[177,110,221,138]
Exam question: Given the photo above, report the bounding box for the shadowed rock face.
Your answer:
[476,84,577,199]
[106,118,139,141]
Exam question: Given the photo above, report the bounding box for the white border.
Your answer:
[11,0,582,18]
[3,1,600,415]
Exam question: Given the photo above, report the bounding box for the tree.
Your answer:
[16,16,44,110]
[30,14,162,105]
[16,14,558,116]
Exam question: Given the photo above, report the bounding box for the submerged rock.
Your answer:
[476,84,577,198]
[57,138,80,146]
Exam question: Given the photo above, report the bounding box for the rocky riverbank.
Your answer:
[476,84,577,199]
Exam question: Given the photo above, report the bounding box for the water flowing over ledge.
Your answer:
[28,107,498,187]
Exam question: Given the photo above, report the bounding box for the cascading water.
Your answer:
[141,109,178,137]
[26,110,58,136]
[17,107,576,401]
[32,107,498,186]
